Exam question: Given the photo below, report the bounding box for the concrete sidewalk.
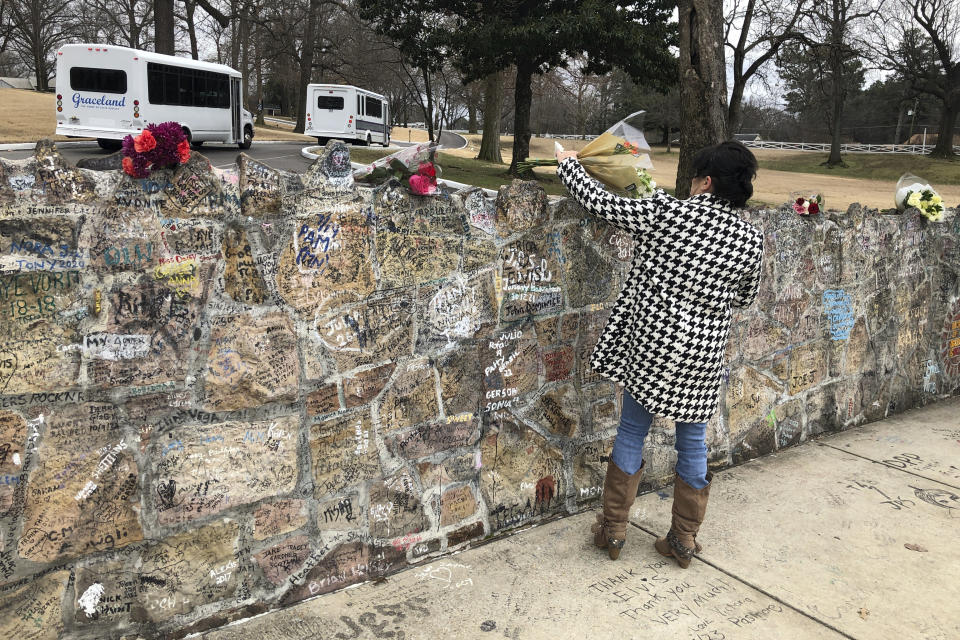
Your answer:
[202,399,960,640]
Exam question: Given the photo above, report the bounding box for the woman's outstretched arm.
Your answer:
[557,158,673,235]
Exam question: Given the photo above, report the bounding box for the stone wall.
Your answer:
[0,141,957,639]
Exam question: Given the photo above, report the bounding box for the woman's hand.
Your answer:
[556,150,579,163]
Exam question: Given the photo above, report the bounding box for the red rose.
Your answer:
[177,139,191,164]
[133,130,157,153]
[122,156,136,177]
[808,202,820,214]
[795,197,805,205]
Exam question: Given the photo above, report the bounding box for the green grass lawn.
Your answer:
[758,151,960,185]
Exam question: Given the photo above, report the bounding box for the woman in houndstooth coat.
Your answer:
[557,141,764,567]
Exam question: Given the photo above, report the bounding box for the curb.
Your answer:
[302,146,498,197]
[0,141,99,151]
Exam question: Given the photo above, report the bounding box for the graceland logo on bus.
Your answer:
[72,93,126,109]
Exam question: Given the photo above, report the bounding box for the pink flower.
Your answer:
[177,139,191,164]
[409,173,437,195]
[417,162,436,178]
[133,130,157,153]
[122,156,136,177]
[792,199,808,215]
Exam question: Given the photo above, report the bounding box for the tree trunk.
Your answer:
[185,0,199,59]
[929,100,958,159]
[675,0,729,199]
[478,70,503,163]
[240,10,250,105]
[154,0,175,54]
[294,0,321,133]
[35,53,49,91]
[728,80,745,135]
[230,0,239,69]
[509,60,535,177]
[824,51,845,167]
[128,4,142,49]
[423,68,435,142]
[893,101,905,145]
[468,102,477,134]
[255,30,265,126]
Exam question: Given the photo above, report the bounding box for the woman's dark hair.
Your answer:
[691,140,758,207]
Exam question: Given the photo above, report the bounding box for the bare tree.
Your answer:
[90,0,153,49]
[154,0,228,55]
[792,0,876,166]
[7,0,76,89]
[676,0,729,199]
[554,59,604,138]
[871,0,959,158]
[0,0,15,56]
[725,0,809,133]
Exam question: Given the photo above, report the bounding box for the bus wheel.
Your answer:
[239,126,253,150]
[316,137,328,146]
[97,138,122,151]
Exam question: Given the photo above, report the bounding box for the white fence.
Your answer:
[743,140,960,155]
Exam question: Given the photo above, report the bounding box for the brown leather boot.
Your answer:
[654,472,712,568]
[592,460,644,560]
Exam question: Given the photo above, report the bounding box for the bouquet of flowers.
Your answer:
[791,192,823,216]
[895,173,944,221]
[121,121,191,179]
[517,110,654,195]
[353,141,442,196]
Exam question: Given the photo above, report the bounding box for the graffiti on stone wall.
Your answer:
[0,140,955,638]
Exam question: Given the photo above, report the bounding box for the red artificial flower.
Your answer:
[133,129,157,153]
[795,197,805,205]
[409,173,437,195]
[177,139,191,164]
[808,201,820,215]
[122,156,136,177]
[417,161,436,178]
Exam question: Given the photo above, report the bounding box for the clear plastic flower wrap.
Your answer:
[353,141,442,195]
[519,111,654,196]
[895,173,944,221]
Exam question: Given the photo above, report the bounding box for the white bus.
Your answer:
[305,84,390,147]
[55,44,255,150]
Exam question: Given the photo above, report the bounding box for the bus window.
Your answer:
[147,62,230,108]
[70,67,127,94]
[317,96,344,110]
[365,97,382,118]
[357,95,362,115]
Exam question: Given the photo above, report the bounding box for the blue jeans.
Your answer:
[610,390,709,489]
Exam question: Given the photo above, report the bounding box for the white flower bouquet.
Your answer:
[896,173,944,222]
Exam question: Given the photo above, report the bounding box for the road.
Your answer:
[0,132,465,175]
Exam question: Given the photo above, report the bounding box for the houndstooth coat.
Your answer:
[558,158,764,424]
